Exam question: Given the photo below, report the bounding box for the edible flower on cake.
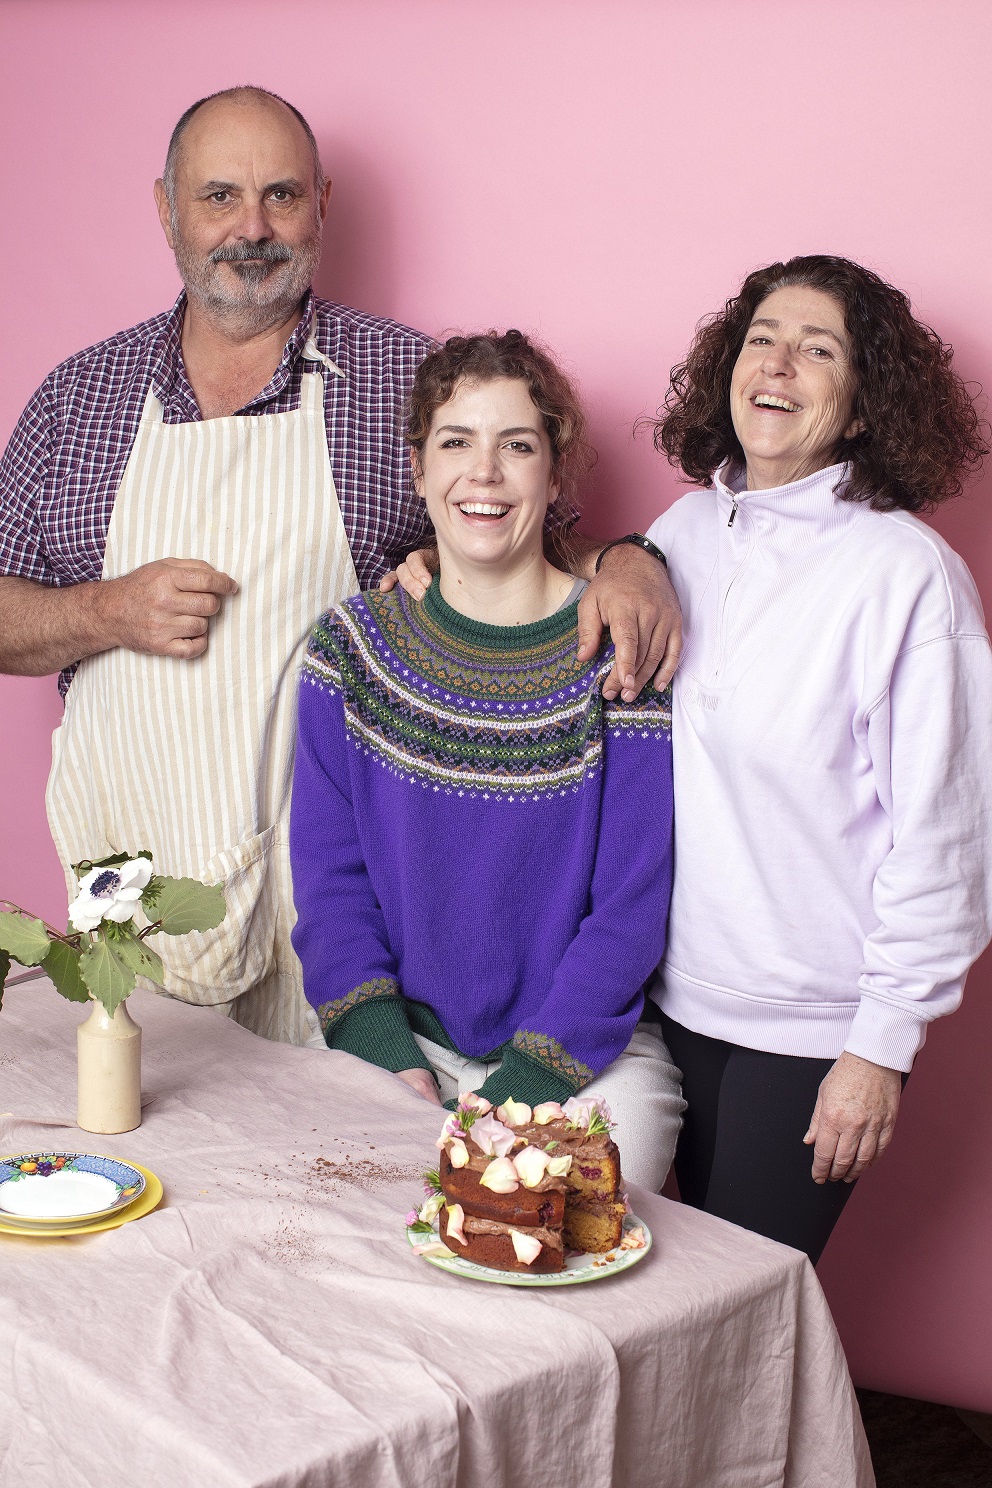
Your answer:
[464,1112,517,1158]
[479,1157,519,1193]
[509,1230,543,1265]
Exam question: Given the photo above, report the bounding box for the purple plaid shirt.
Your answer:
[0,292,434,693]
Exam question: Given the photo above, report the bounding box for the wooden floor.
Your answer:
[857,1391,992,1486]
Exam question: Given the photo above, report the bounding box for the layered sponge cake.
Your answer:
[426,1095,627,1274]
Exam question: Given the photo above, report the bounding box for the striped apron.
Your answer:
[46,346,358,1044]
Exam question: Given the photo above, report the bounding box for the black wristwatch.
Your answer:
[594,532,667,573]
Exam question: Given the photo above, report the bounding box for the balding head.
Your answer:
[162,86,325,208]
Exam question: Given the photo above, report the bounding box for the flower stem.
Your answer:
[0,901,79,947]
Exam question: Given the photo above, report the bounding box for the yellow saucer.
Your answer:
[0,1162,163,1238]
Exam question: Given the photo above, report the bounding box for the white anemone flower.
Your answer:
[69,858,153,933]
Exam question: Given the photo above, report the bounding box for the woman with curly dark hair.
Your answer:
[643,255,992,1261]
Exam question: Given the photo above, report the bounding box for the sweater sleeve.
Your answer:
[290,622,432,1075]
[850,630,992,1070]
[502,682,675,1096]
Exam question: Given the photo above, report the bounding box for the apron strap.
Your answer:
[301,338,345,378]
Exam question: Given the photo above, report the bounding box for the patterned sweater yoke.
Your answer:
[290,579,675,1109]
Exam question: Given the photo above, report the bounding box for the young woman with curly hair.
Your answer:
[644,255,992,1260]
[291,331,685,1191]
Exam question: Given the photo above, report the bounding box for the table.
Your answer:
[0,982,873,1488]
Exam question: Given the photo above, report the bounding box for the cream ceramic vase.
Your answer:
[77,999,142,1134]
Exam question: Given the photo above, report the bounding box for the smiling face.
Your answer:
[729,285,863,489]
[414,376,559,579]
[154,93,331,328]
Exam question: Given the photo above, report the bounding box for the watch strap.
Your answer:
[594,532,668,573]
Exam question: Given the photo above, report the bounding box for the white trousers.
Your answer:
[413,1022,686,1194]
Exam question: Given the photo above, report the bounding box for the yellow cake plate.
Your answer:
[0,1162,163,1238]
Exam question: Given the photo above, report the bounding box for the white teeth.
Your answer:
[753,394,801,413]
[459,503,510,516]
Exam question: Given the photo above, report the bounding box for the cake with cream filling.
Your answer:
[417,1094,630,1274]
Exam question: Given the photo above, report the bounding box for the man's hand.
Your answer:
[95,558,238,659]
[577,544,682,700]
[804,1051,903,1184]
[396,1067,442,1104]
[378,549,434,602]
[0,559,237,677]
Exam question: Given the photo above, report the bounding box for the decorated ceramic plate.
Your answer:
[406,1211,652,1287]
[0,1153,146,1225]
[0,1162,162,1238]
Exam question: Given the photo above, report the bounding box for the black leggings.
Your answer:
[660,1014,855,1264]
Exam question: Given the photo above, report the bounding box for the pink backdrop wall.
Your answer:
[2,0,990,1410]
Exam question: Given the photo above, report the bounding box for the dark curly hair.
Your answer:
[406,329,595,507]
[654,255,987,512]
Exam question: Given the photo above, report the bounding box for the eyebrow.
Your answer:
[750,317,846,347]
[198,177,307,194]
[434,424,541,438]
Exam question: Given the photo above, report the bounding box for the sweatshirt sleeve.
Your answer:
[849,629,992,1070]
[290,618,431,1075]
[498,681,675,1096]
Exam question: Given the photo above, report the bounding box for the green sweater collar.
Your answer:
[422,575,579,652]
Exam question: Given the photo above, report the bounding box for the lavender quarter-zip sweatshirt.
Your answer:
[648,461,992,1071]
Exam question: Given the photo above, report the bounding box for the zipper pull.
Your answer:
[728,500,738,528]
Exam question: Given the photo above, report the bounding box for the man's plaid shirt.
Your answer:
[0,292,434,693]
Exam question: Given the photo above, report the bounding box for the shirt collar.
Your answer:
[150,289,320,419]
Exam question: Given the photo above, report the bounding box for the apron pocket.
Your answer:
[154,827,279,1004]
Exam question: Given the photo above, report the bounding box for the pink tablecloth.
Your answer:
[0,982,873,1488]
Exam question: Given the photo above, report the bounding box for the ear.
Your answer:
[318,177,333,224]
[410,447,425,498]
[843,415,865,441]
[153,179,175,249]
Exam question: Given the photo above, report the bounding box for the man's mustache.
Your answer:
[209,240,294,266]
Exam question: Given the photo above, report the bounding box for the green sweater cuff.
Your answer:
[470,1046,577,1112]
[328,995,433,1076]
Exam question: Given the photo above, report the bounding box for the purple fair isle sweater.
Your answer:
[290,578,674,1109]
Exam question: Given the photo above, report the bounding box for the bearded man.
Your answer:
[0,86,680,1044]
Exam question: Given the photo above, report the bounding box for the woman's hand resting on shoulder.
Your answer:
[804,1051,903,1183]
[396,1068,443,1105]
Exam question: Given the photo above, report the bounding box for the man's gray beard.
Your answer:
[172,227,320,333]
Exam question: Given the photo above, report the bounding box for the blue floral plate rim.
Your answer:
[0,1152,147,1224]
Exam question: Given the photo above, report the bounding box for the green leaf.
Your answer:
[78,938,135,1016]
[0,912,52,967]
[149,877,226,936]
[71,848,153,878]
[42,940,90,1003]
[0,949,9,1010]
[114,934,165,986]
[407,1219,435,1234]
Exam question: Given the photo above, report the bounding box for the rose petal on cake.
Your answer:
[532,1101,566,1125]
[445,1203,468,1245]
[457,1092,493,1115]
[419,1192,445,1225]
[619,1225,647,1251]
[479,1157,520,1193]
[448,1138,470,1169]
[512,1145,551,1188]
[509,1230,543,1265]
[546,1155,573,1177]
[471,1113,517,1158]
[495,1098,532,1127]
[562,1095,613,1129]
